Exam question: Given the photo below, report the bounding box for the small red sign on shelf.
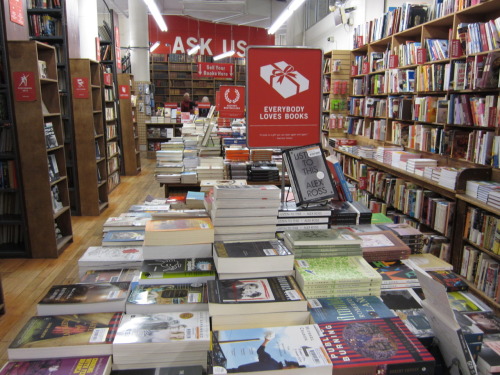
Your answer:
[450,39,463,58]
[119,85,130,99]
[417,48,427,65]
[13,72,36,101]
[103,73,112,86]
[73,77,89,99]
[219,85,245,119]
[389,55,399,69]
[198,62,234,79]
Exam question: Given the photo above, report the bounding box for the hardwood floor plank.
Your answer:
[0,157,164,367]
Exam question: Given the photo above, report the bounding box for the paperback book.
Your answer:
[102,231,145,247]
[139,258,216,284]
[144,218,214,246]
[80,269,141,283]
[0,356,112,375]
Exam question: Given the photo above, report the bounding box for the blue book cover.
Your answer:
[309,296,395,323]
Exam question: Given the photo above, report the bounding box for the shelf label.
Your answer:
[219,85,245,119]
[362,62,370,74]
[9,0,24,26]
[417,48,427,64]
[13,72,36,101]
[103,73,112,86]
[450,39,463,58]
[246,46,322,148]
[197,62,234,79]
[73,77,89,99]
[119,85,130,99]
[389,55,399,69]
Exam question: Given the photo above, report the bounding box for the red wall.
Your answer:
[148,15,274,57]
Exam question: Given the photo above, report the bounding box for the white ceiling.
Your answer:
[99,0,289,29]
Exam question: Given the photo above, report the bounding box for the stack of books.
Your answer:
[277,201,331,231]
[225,147,249,161]
[358,230,412,261]
[283,229,363,258]
[155,145,185,184]
[406,158,438,174]
[226,162,248,179]
[199,179,247,193]
[374,146,404,163]
[378,223,425,253]
[370,260,421,289]
[102,215,151,232]
[209,184,281,241]
[438,167,463,190]
[250,149,273,161]
[101,230,145,247]
[248,163,280,181]
[196,157,224,181]
[294,256,383,298]
[78,245,144,276]
[466,180,500,202]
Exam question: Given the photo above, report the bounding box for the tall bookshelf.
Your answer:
[150,54,246,105]
[337,0,500,308]
[70,58,109,215]
[0,3,29,257]
[8,41,73,258]
[26,0,79,214]
[118,73,141,175]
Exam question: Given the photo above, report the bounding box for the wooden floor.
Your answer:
[0,156,164,367]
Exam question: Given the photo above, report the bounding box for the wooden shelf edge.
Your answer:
[53,205,70,219]
[463,238,500,262]
[459,275,500,313]
[56,235,73,253]
[99,202,109,212]
[456,194,500,215]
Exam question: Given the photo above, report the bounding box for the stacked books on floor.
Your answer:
[208,184,281,241]
[196,157,224,181]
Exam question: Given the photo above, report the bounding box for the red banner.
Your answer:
[72,77,89,99]
[9,0,24,26]
[103,73,112,86]
[119,85,130,99]
[219,85,245,119]
[198,103,211,109]
[164,102,177,109]
[148,15,273,57]
[13,72,36,101]
[198,63,234,79]
[246,47,322,148]
[115,27,121,70]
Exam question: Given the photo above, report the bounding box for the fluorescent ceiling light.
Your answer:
[213,50,235,61]
[268,0,306,35]
[150,41,160,52]
[187,45,200,55]
[144,0,168,32]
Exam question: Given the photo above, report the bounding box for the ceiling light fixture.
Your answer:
[213,50,235,61]
[143,0,168,32]
[268,0,306,35]
[149,41,160,52]
[187,45,200,55]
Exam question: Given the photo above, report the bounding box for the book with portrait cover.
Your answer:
[209,325,332,375]
[8,313,123,360]
[207,276,308,316]
[282,144,338,205]
[309,296,395,324]
[0,356,112,375]
[318,317,435,374]
[139,258,216,284]
[126,283,208,313]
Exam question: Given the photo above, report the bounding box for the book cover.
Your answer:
[78,246,143,264]
[318,317,435,374]
[309,296,395,323]
[284,229,362,247]
[127,283,207,307]
[370,260,419,285]
[210,325,332,373]
[380,289,423,310]
[463,312,500,335]
[447,291,492,313]
[146,218,214,232]
[140,258,215,282]
[102,231,144,244]
[103,217,151,229]
[426,270,468,291]
[38,282,130,305]
[358,231,411,252]
[208,276,306,305]
[8,313,122,352]
[109,366,204,375]
[214,240,292,258]
[0,356,112,375]
[80,269,140,283]
[44,122,58,149]
[282,144,339,205]
[113,312,210,345]
[403,253,453,271]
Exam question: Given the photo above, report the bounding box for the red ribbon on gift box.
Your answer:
[271,63,298,84]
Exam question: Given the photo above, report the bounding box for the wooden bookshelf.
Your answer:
[0,3,29,258]
[70,58,109,215]
[146,121,183,159]
[118,73,141,175]
[8,41,73,258]
[27,0,80,214]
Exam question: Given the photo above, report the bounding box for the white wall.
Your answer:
[78,0,98,59]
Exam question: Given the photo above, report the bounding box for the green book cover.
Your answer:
[371,213,394,224]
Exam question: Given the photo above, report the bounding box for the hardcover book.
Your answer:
[207,276,308,316]
[309,296,395,323]
[8,313,123,360]
[426,270,468,291]
[126,283,208,313]
[37,282,130,315]
[463,312,500,335]
[209,325,332,374]
[102,231,145,246]
[282,144,338,205]
[318,318,435,374]
[139,258,216,284]
[0,356,112,375]
[103,217,151,232]
[44,122,58,149]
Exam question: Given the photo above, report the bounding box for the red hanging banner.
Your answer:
[9,0,24,26]
[115,27,122,70]
[13,72,36,101]
[219,85,245,119]
[95,37,101,62]
[246,47,322,148]
[72,77,89,99]
[197,63,234,79]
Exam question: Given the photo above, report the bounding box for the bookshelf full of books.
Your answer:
[146,121,183,158]
[150,53,246,105]
[70,58,109,216]
[8,41,73,258]
[27,0,80,214]
[322,50,332,131]
[325,50,351,138]
[0,4,29,257]
[117,73,141,175]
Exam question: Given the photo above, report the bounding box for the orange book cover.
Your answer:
[145,217,213,232]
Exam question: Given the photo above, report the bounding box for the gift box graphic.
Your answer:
[260,61,309,99]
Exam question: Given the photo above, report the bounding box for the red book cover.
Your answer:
[351,65,357,76]
[417,48,426,65]
[319,318,435,374]
[451,39,463,58]
[389,55,399,69]
[362,62,370,75]
[479,22,489,52]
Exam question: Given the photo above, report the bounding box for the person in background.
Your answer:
[198,96,210,117]
[180,92,195,113]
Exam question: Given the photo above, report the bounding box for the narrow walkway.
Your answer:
[0,156,163,366]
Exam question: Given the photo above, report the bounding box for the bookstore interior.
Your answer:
[2,0,500,374]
